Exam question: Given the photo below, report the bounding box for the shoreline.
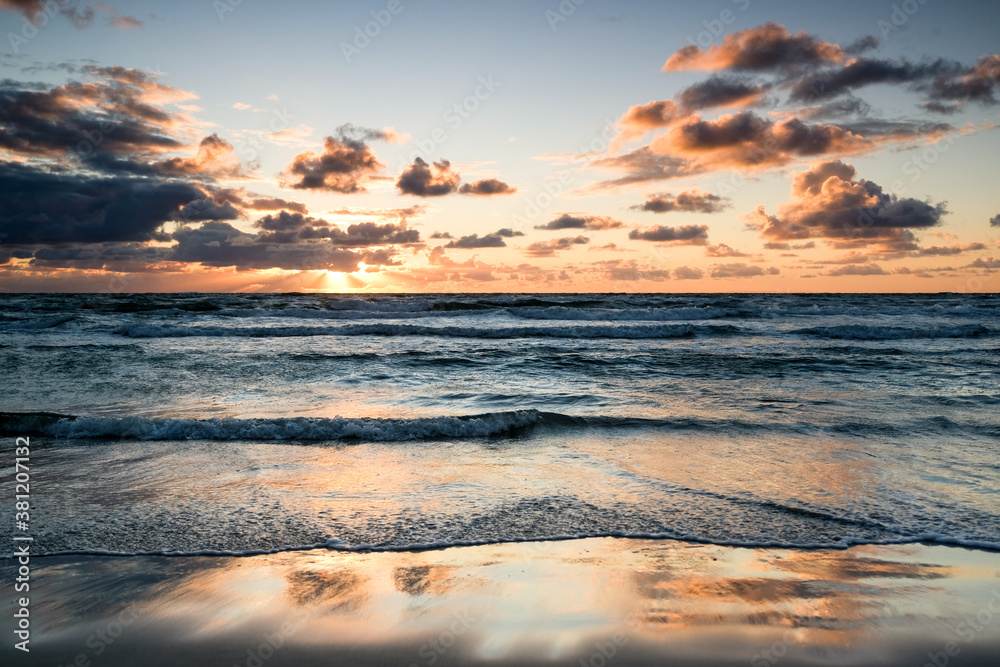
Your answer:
[4,537,1000,666]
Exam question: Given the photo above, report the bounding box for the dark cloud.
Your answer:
[843,36,880,56]
[397,158,461,197]
[253,211,419,247]
[1,0,94,28]
[524,236,590,257]
[443,228,522,249]
[284,125,388,193]
[664,23,843,72]
[711,263,780,278]
[0,72,186,159]
[170,221,378,272]
[764,241,815,250]
[967,257,1000,269]
[430,232,453,239]
[917,243,986,256]
[0,160,202,244]
[677,76,771,110]
[628,224,709,244]
[590,148,691,188]
[823,263,888,276]
[458,178,517,196]
[789,58,962,102]
[923,54,1000,106]
[749,160,947,247]
[673,266,704,280]
[990,214,1000,227]
[632,191,730,214]
[536,214,624,231]
[174,199,243,222]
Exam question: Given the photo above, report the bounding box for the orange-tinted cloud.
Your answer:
[524,236,590,257]
[458,178,517,196]
[536,214,624,231]
[749,160,946,248]
[284,126,391,193]
[663,23,843,72]
[396,158,461,197]
[629,224,709,245]
[632,190,730,214]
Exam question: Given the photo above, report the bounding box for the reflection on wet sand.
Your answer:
[3,538,999,666]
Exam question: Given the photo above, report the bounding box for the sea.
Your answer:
[1,292,999,556]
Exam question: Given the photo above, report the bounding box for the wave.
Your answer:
[12,533,1000,560]
[0,314,75,330]
[1,410,544,441]
[793,324,992,340]
[506,306,729,322]
[112,322,743,340]
[5,410,995,442]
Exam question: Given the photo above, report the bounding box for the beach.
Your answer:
[4,539,1000,666]
[2,292,999,665]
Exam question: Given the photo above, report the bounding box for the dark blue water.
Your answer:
[1,292,999,555]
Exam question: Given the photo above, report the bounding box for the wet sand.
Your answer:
[3,538,1000,666]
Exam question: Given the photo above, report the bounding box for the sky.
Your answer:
[1,0,999,293]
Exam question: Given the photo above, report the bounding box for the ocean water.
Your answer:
[1,292,999,556]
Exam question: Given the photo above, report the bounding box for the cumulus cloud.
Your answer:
[253,211,420,247]
[822,263,889,276]
[677,76,771,110]
[0,161,202,244]
[673,266,704,280]
[284,125,390,193]
[1,0,94,28]
[705,243,750,258]
[663,23,843,72]
[169,221,389,272]
[0,68,190,159]
[628,224,709,245]
[711,263,780,278]
[524,236,590,257]
[444,229,522,249]
[153,134,246,178]
[991,214,1000,227]
[458,178,517,196]
[632,190,730,214]
[748,160,946,249]
[397,158,461,197]
[536,214,624,231]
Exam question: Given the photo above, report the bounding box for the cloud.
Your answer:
[1,0,94,28]
[524,236,590,257]
[764,241,815,250]
[916,243,987,256]
[711,263,780,278]
[283,125,389,193]
[628,224,709,245]
[442,228,521,249]
[153,134,246,178]
[991,214,1000,227]
[632,190,730,214]
[677,76,771,110]
[536,214,624,231]
[458,178,517,196]
[749,160,946,248]
[396,158,461,197]
[673,266,704,280]
[0,160,202,244]
[170,221,387,272]
[663,23,843,72]
[430,232,453,239]
[822,263,889,276]
[0,69,190,159]
[789,57,961,103]
[967,257,1000,269]
[705,243,750,258]
[253,211,420,247]
[98,5,143,29]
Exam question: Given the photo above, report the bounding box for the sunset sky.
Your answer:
[1,0,999,292]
